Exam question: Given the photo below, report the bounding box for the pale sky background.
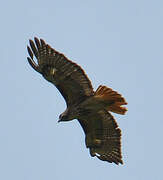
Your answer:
[1,0,163,180]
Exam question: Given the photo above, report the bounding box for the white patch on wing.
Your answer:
[95,153,101,157]
[50,68,57,75]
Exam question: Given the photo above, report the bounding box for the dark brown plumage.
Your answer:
[27,37,127,165]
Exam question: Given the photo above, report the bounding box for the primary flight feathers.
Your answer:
[27,37,127,165]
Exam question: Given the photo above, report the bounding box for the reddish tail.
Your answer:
[95,85,127,115]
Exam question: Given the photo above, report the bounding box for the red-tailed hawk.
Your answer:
[27,37,127,165]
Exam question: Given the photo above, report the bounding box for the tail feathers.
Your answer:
[107,103,127,115]
[95,85,127,115]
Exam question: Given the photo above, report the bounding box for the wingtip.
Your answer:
[27,46,33,59]
[34,37,41,49]
[40,38,46,46]
[29,39,33,45]
[34,36,39,41]
[27,57,41,73]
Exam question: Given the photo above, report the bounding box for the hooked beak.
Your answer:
[58,119,62,123]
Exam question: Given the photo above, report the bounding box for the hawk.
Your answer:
[27,37,127,165]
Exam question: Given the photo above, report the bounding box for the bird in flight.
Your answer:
[27,37,127,165]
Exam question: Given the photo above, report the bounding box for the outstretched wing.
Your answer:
[27,37,94,106]
[78,110,123,165]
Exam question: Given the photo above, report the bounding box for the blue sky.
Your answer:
[1,0,163,179]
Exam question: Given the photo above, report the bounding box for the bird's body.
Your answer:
[27,37,127,165]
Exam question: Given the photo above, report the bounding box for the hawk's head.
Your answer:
[58,108,76,122]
